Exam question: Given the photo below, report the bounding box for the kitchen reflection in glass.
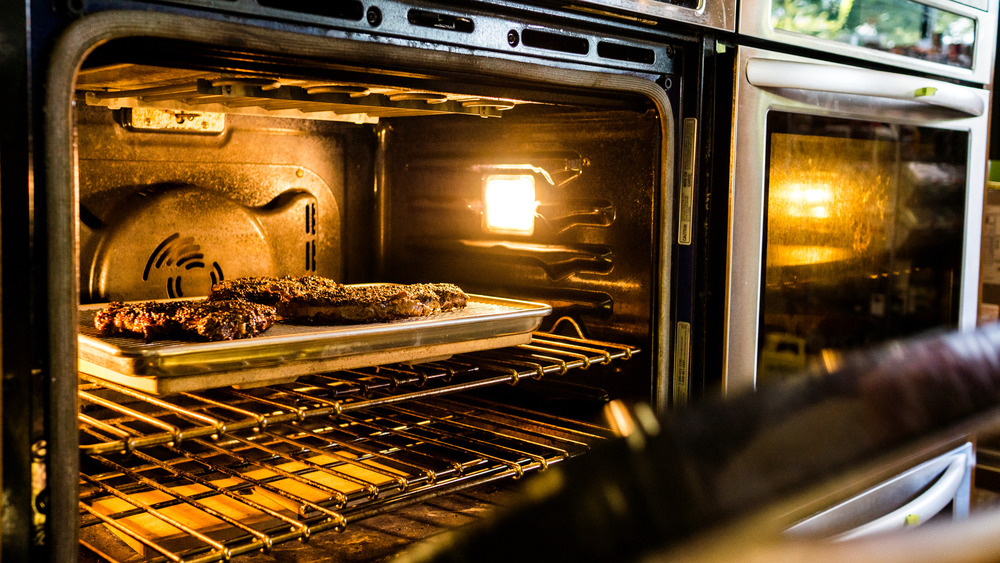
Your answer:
[758,113,967,384]
[771,0,976,69]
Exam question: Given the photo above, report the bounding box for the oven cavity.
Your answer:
[69,23,668,562]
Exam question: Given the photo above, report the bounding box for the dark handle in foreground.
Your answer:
[401,324,1000,563]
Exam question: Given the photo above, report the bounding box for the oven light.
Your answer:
[782,184,832,219]
[483,174,537,235]
[808,205,829,219]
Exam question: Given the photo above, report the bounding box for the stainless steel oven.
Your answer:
[1,2,707,562]
[537,0,736,31]
[723,45,990,394]
[738,0,998,84]
[4,1,999,562]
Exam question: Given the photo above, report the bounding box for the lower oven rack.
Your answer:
[78,333,638,563]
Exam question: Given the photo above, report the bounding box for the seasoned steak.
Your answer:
[422,283,469,311]
[206,275,342,306]
[208,276,469,324]
[280,283,434,324]
[94,299,277,341]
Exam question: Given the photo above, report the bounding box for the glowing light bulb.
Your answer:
[483,175,537,235]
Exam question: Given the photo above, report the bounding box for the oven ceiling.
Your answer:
[76,64,528,123]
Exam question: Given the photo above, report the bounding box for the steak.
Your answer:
[94,299,278,341]
[206,275,343,306]
[422,283,469,311]
[208,276,469,324]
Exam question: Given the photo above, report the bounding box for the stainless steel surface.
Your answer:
[83,77,517,122]
[84,484,521,563]
[75,331,638,562]
[786,442,974,539]
[78,294,552,392]
[738,0,998,84]
[724,45,989,395]
[85,185,326,302]
[78,394,612,563]
[379,101,672,409]
[642,495,1000,563]
[8,0,992,561]
[78,332,638,455]
[560,0,736,32]
[77,105,348,303]
[744,58,986,116]
[29,3,682,561]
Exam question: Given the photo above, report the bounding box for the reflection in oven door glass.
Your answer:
[771,0,976,70]
[759,113,967,384]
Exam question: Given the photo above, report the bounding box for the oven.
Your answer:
[1,2,713,561]
[691,0,996,549]
[721,44,991,395]
[5,0,998,561]
[738,0,998,85]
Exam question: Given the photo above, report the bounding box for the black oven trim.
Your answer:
[80,0,680,75]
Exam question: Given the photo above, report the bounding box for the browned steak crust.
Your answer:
[422,283,469,311]
[206,276,342,306]
[95,299,277,341]
[281,283,434,324]
[208,276,469,324]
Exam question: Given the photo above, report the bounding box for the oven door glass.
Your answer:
[771,0,978,71]
[739,0,996,84]
[758,112,967,384]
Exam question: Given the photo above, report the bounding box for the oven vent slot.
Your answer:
[77,333,634,561]
[597,41,656,65]
[520,29,590,56]
[408,9,475,33]
[256,0,364,21]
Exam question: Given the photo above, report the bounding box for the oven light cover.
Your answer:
[483,174,538,235]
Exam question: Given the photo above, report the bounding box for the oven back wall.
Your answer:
[76,105,376,303]
[382,107,661,399]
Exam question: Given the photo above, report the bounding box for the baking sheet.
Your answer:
[78,294,551,394]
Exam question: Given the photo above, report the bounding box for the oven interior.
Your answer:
[73,36,666,562]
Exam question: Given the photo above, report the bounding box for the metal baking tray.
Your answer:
[78,294,551,395]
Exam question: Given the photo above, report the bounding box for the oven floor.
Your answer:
[80,482,521,563]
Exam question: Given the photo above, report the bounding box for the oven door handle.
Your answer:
[830,451,971,541]
[745,58,985,117]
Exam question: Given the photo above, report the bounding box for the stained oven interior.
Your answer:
[70,30,669,562]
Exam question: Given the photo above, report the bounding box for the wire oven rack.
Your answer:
[78,332,638,563]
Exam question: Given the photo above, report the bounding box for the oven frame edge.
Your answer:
[43,10,677,561]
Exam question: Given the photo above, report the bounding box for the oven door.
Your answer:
[738,0,997,84]
[723,46,989,394]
